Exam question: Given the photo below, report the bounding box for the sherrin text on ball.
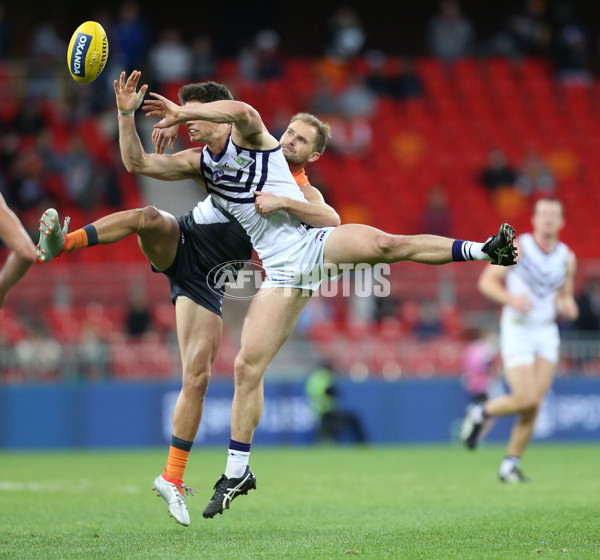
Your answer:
[67,21,108,83]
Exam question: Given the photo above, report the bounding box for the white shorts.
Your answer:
[500,318,560,369]
[261,227,336,292]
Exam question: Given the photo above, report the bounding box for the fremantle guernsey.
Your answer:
[502,233,570,326]
[200,134,310,261]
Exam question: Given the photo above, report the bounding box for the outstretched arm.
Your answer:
[254,185,341,227]
[143,92,278,150]
[0,196,36,307]
[115,71,201,181]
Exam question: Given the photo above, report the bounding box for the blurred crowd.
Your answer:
[1,0,600,383]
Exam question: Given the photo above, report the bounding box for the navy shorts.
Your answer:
[153,215,226,317]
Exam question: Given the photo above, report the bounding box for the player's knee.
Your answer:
[374,234,404,261]
[234,354,263,389]
[17,243,37,264]
[516,393,539,412]
[181,366,211,397]
[140,206,162,228]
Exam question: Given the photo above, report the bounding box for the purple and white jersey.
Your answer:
[502,233,570,326]
[200,134,310,261]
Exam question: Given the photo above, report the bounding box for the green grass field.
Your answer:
[0,444,598,559]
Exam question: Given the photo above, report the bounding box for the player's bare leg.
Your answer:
[0,199,37,306]
[203,288,311,518]
[171,298,222,441]
[322,223,516,268]
[486,364,539,417]
[231,288,311,441]
[37,206,180,268]
[499,357,554,482]
[153,297,222,526]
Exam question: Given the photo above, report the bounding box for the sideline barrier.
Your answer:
[0,378,599,448]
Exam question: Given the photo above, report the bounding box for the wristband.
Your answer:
[118,90,145,118]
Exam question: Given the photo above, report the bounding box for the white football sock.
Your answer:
[462,241,489,261]
[499,456,520,476]
[225,449,250,479]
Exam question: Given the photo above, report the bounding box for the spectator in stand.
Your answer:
[190,36,217,81]
[113,1,150,75]
[416,300,443,340]
[339,75,377,118]
[147,28,193,92]
[481,148,517,192]
[253,29,283,80]
[326,5,366,60]
[15,320,62,381]
[484,0,553,58]
[387,58,424,99]
[0,3,12,59]
[12,95,47,137]
[8,145,49,211]
[421,185,454,237]
[506,0,553,57]
[574,276,600,332]
[27,16,65,99]
[551,2,592,85]
[237,29,283,82]
[480,148,526,219]
[126,289,153,338]
[60,135,97,209]
[515,148,556,197]
[328,115,372,156]
[310,75,341,116]
[364,51,391,96]
[426,0,475,62]
[326,75,376,157]
[78,321,109,381]
[29,15,65,63]
[295,295,335,337]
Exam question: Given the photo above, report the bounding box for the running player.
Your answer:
[138,70,517,517]
[36,74,338,527]
[460,198,578,482]
[0,194,37,307]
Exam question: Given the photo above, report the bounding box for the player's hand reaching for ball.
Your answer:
[143,93,181,129]
[114,70,148,116]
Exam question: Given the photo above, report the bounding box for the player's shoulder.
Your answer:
[293,169,310,187]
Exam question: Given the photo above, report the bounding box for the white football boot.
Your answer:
[152,473,196,526]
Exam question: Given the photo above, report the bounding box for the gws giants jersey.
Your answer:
[200,134,310,261]
[502,233,570,326]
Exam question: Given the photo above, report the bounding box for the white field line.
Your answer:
[0,480,139,493]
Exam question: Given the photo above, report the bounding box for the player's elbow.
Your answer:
[328,211,341,228]
[122,152,150,175]
[236,102,259,122]
[123,159,142,174]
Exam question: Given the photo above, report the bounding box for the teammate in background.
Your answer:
[0,194,37,307]
[460,198,578,482]
[138,70,517,518]
[36,74,339,527]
